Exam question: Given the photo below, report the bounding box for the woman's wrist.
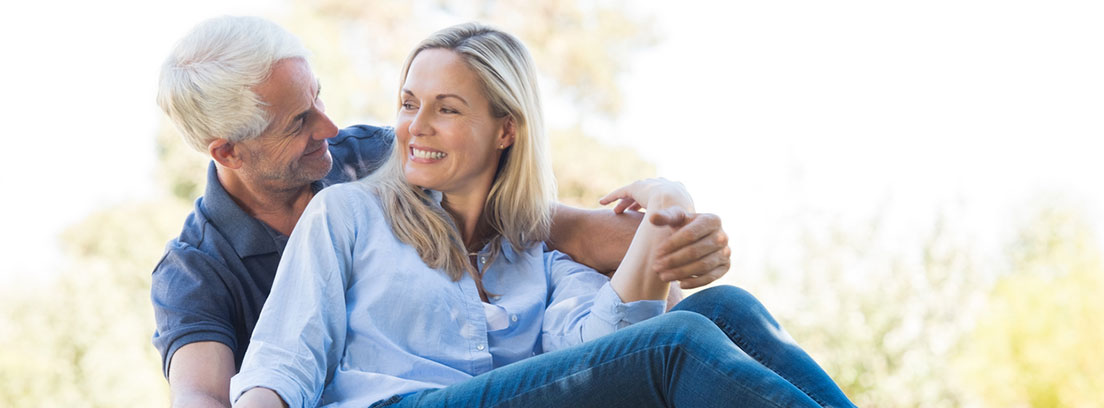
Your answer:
[645,188,694,213]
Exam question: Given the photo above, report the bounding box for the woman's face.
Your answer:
[397,48,514,196]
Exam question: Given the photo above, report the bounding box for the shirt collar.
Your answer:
[199,161,285,258]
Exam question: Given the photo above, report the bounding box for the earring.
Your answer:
[499,145,505,149]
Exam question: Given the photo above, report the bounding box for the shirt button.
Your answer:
[510,315,518,323]
[480,256,487,264]
[476,344,486,351]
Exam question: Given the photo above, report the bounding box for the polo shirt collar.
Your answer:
[199,162,284,258]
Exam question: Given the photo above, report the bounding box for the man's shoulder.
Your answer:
[152,199,234,280]
[324,124,395,184]
[331,124,395,144]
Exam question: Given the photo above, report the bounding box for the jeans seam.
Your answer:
[715,315,829,407]
[492,344,786,408]
[679,344,789,408]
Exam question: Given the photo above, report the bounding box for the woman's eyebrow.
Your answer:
[436,94,470,107]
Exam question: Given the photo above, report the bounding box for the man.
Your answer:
[152,16,731,407]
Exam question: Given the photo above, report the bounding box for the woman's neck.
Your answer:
[441,188,492,251]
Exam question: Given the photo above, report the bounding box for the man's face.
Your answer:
[238,58,338,191]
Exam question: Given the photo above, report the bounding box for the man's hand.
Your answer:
[649,208,731,289]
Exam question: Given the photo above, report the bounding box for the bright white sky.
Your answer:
[1,0,1101,281]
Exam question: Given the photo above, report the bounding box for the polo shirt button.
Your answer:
[477,344,486,351]
[510,315,518,323]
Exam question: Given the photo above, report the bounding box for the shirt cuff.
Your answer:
[589,282,666,332]
[230,368,305,408]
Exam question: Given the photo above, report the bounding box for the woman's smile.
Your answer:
[409,145,447,162]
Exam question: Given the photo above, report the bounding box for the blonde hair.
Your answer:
[157,16,310,152]
[367,23,555,281]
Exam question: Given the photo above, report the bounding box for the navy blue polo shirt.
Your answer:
[150,125,394,377]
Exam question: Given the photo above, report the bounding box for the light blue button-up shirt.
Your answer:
[230,180,666,407]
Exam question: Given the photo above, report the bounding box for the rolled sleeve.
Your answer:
[584,282,666,339]
[542,251,666,351]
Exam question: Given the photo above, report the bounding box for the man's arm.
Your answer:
[549,205,642,274]
[549,203,731,288]
[168,341,236,408]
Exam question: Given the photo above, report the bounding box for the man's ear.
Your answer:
[498,117,516,150]
[209,139,244,169]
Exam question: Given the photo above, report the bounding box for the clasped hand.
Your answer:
[600,178,732,289]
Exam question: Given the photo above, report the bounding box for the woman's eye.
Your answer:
[401,102,417,110]
[440,107,458,114]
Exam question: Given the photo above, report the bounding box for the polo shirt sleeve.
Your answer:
[150,244,239,378]
[541,250,666,352]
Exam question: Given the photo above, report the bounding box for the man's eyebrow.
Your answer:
[283,110,309,134]
[283,80,321,134]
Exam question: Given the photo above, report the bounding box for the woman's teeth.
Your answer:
[413,147,446,160]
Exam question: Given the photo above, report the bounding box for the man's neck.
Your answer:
[217,166,314,236]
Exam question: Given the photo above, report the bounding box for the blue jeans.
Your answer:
[372,286,855,408]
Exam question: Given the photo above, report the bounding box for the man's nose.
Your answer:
[314,111,339,140]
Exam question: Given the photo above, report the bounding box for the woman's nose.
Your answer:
[408,111,432,137]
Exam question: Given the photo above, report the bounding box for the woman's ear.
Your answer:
[498,117,516,150]
[209,139,244,169]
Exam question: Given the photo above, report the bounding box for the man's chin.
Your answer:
[303,153,334,181]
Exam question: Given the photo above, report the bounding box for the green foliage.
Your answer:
[755,212,985,407]
[551,127,656,206]
[0,199,190,407]
[289,0,656,123]
[956,199,1104,407]
[155,122,208,203]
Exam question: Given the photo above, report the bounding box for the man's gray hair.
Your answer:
[157,16,310,152]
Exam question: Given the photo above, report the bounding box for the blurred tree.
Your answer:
[956,197,1104,407]
[755,210,986,407]
[0,199,187,407]
[551,127,656,206]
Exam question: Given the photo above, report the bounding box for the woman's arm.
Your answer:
[229,187,359,407]
[548,205,642,274]
[598,179,696,302]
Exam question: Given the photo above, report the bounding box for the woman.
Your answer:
[231,23,854,407]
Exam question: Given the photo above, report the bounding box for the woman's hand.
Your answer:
[598,178,695,214]
[602,179,700,303]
